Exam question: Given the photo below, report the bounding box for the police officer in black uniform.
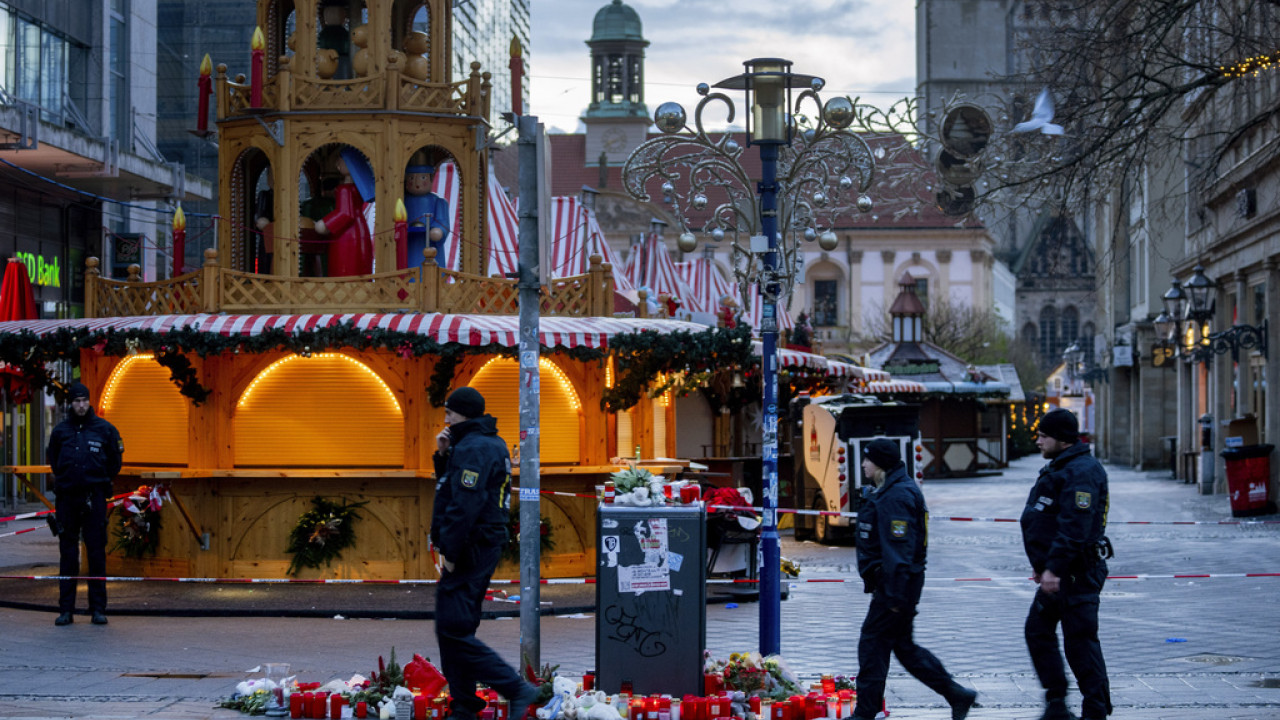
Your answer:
[431,387,536,720]
[1021,408,1112,720]
[46,382,124,626]
[852,438,977,720]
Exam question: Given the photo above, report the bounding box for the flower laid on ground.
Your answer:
[706,651,805,700]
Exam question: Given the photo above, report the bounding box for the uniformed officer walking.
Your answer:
[431,387,536,720]
[851,438,977,720]
[46,382,124,626]
[1021,408,1112,720]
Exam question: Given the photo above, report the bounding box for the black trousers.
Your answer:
[56,486,108,614]
[853,575,964,719]
[1025,563,1112,719]
[434,539,526,717]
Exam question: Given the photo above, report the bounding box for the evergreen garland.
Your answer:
[285,496,368,576]
[603,325,754,411]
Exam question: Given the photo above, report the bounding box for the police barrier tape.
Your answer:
[0,526,38,539]
[2,572,1277,585]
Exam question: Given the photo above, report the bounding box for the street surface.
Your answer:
[1,455,1277,719]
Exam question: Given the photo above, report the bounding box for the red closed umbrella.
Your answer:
[0,258,38,403]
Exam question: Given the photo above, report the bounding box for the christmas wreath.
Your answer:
[501,503,554,564]
[111,484,168,558]
[285,496,368,576]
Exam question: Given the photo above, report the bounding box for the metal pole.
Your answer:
[757,142,781,656]
[516,114,542,673]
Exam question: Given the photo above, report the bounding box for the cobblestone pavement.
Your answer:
[1,455,1277,719]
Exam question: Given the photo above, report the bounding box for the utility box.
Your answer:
[596,504,706,697]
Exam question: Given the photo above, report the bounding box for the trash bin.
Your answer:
[596,504,705,697]
[1220,444,1276,517]
[1160,436,1177,479]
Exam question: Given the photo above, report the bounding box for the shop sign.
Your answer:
[14,251,60,288]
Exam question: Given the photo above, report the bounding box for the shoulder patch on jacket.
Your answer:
[460,469,479,488]
[890,519,908,539]
[1075,491,1092,509]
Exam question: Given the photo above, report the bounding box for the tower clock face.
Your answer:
[602,127,627,153]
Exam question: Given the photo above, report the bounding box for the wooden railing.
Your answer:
[84,250,616,319]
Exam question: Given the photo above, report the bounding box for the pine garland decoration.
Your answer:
[285,496,368,576]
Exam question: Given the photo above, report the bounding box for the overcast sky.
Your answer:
[529,0,917,134]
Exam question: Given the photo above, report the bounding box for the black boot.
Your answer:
[949,688,978,720]
[54,612,73,626]
[1041,698,1078,720]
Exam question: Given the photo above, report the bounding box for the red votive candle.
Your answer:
[749,697,761,716]
[290,693,305,719]
[583,672,595,691]
[415,696,428,720]
[356,701,368,719]
[771,700,790,720]
[331,694,346,719]
[707,696,725,719]
[313,691,329,719]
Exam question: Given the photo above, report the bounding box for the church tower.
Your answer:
[582,0,651,166]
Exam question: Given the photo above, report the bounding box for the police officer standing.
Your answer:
[852,438,977,720]
[431,387,536,720]
[1021,408,1112,720]
[46,382,123,626]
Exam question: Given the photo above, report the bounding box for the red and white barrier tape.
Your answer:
[0,526,38,539]
[0,508,55,523]
[2,572,1276,585]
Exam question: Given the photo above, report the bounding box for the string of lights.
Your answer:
[1219,50,1280,79]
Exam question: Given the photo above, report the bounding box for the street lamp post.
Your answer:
[624,58,876,656]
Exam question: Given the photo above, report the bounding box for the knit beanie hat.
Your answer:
[444,386,485,419]
[68,382,91,401]
[863,438,902,471]
[1037,408,1079,443]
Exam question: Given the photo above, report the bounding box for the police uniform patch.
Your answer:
[890,519,908,539]
[461,469,479,488]
[1075,491,1092,509]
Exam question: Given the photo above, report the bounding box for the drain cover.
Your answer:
[1178,653,1251,666]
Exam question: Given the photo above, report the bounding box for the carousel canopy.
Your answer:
[623,232,685,304]
[675,256,736,315]
[0,313,713,351]
[432,162,521,277]
[548,197,635,292]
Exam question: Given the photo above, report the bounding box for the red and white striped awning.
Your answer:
[0,314,710,351]
[430,163,520,277]
[865,379,927,394]
[827,360,890,380]
[674,257,736,315]
[622,233,685,304]
[548,197,634,291]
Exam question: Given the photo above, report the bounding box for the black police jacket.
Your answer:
[1020,442,1109,577]
[46,408,124,491]
[430,415,513,562]
[856,464,928,607]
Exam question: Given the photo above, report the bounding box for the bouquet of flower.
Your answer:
[112,484,167,558]
[285,496,367,576]
[722,652,768,693]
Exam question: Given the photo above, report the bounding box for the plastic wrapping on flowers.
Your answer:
[707,651,804,700]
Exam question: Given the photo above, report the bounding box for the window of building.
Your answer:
[1061,306,1079,349]
[1038,305,1058,360]
[913,277,929,308]
[108,4,129,142]
[813,279,838,326]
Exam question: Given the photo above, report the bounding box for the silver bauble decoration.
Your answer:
[724,139,740,154]
[677,232,698,253]
[804,227,817,242]
[839,176,853,191]
[692,194,708,211]
[812,191,827,208]
[856,196,873,213]
[654,102,687,134]
[696,82,710,96]
[662,181,675,196]
[818,231,839,251]
[822,96,855,129]
[711,227,725,242]
[811,77,825,92]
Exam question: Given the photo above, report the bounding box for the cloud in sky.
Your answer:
[530,0,916,133]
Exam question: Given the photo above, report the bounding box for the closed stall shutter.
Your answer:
[234,353,403,467]
[100,354,189,465]
[469,357,580,464]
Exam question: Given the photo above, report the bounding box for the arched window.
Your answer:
[1038,305,1058,360]
[1021,321,1038,344]
[1061,306,1079,349]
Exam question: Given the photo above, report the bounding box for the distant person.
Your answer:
[852,438,977,720]
[430,387,536,720]
[46,382,123,626]
[1022,408,1113,720]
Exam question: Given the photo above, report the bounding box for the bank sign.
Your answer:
[15,252,60,288]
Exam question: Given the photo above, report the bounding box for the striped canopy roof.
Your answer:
[674,256,736,315]
[622,233,684,304]
[431,162,520,277]
[548,197,634,291]
[739,283,795,332]
[0,314,710,351]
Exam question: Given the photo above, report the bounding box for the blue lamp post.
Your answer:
[624,58,877,657]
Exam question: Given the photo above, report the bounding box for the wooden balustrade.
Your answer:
[83,248,616,319]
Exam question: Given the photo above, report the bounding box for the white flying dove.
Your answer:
[1012,87,1063,135]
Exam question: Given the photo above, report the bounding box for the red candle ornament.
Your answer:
[250,26,265,107]
[196,54,212,133]
[171,204,186,277]
[508,37,523,115]
[394,198,409,270]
